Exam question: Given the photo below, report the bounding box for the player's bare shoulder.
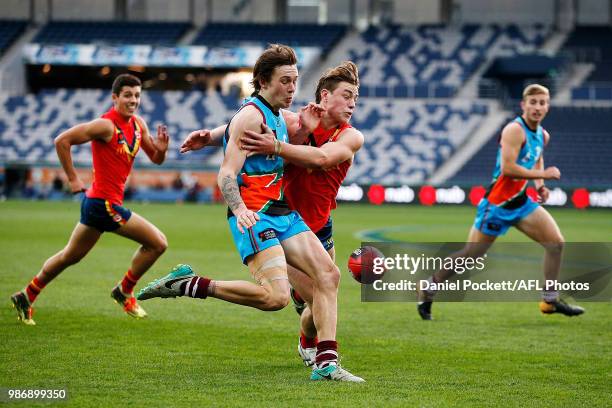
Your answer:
[240,103,266,121]
[502,120,523,134]
[337,127,364,151]
[88,117,116,142]
[281,108,299,126]
[543,129,551,146]
[234,104,265,129]
[500,121,525,145]
[228,103,265,147]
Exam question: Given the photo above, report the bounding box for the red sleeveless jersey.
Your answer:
[284,122,353,232]
[86,107,141,205]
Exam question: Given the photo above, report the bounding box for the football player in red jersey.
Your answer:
[11,74,170,325]
[181,62,363,369]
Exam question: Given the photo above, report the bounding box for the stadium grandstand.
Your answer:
[0,0,610,208]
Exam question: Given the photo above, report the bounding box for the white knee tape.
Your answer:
[267,276,289,282]
[254,256,287,285]
[257,256,286,274]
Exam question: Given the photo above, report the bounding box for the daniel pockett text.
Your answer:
[372,279,590,292]
[359,242,611,302]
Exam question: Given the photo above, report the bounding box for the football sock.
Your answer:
[293,289,305,304]
[25,276,46,304]
[300,331,317,349]
[120,270,139,295]
[542,290,559,303]
[182,276,212,299]
[316,340,338,368]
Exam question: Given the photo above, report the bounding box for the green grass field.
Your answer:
[1,201,610,407]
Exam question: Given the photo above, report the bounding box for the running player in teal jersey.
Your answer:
[417,84,584,320]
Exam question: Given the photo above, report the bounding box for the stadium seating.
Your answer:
[0,89,488,184]
[446,119,507,186]
[346,24,549,97]
[563,26,612,82]
[192,23,347,54]
[32,21,191,45]
[543,107,612,186]
[348,99,489,184]
[564,26,612,101]
[449,107,612,187]
[0,89,236,167]
[0,20,28,56]
[571,85,612,101]
[0,95,612,186]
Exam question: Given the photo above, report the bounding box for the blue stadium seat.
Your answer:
[345,24,549,98]
[32,21,190,45]
[563,26,612,80]
[192,23,346,54]
[571,87,589,100]
[0,20,27,56]
[594,87,612,100]
[564,26,612,100]
[346,99,489,184]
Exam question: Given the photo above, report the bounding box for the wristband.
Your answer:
[274,139,282,156]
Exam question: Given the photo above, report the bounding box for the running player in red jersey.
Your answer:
[10,74,170,325]
[180,62,363,369]
[416,84,584,320]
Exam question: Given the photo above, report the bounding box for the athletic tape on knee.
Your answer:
[267,276,289,282]
[254,256,287,285]
[257,256,286,273]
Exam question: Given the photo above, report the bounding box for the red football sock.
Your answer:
[293,289,304,303]
[25,276,46,304]
[300,331,318,349]
[120,270,139,295]
[316,340,338,368]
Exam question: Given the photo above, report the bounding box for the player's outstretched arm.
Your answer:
[242,123,363,170]
[500,123,560,181]
[137,116,169,165]
[180,124,227,153]
[182,103,320,157]
[217,108,261,233]
[54,118,114,193]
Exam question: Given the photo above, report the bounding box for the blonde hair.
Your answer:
[522,84,549,99]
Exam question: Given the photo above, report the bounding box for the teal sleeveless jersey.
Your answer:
[223,95,290,214]
[485,116,544,207]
